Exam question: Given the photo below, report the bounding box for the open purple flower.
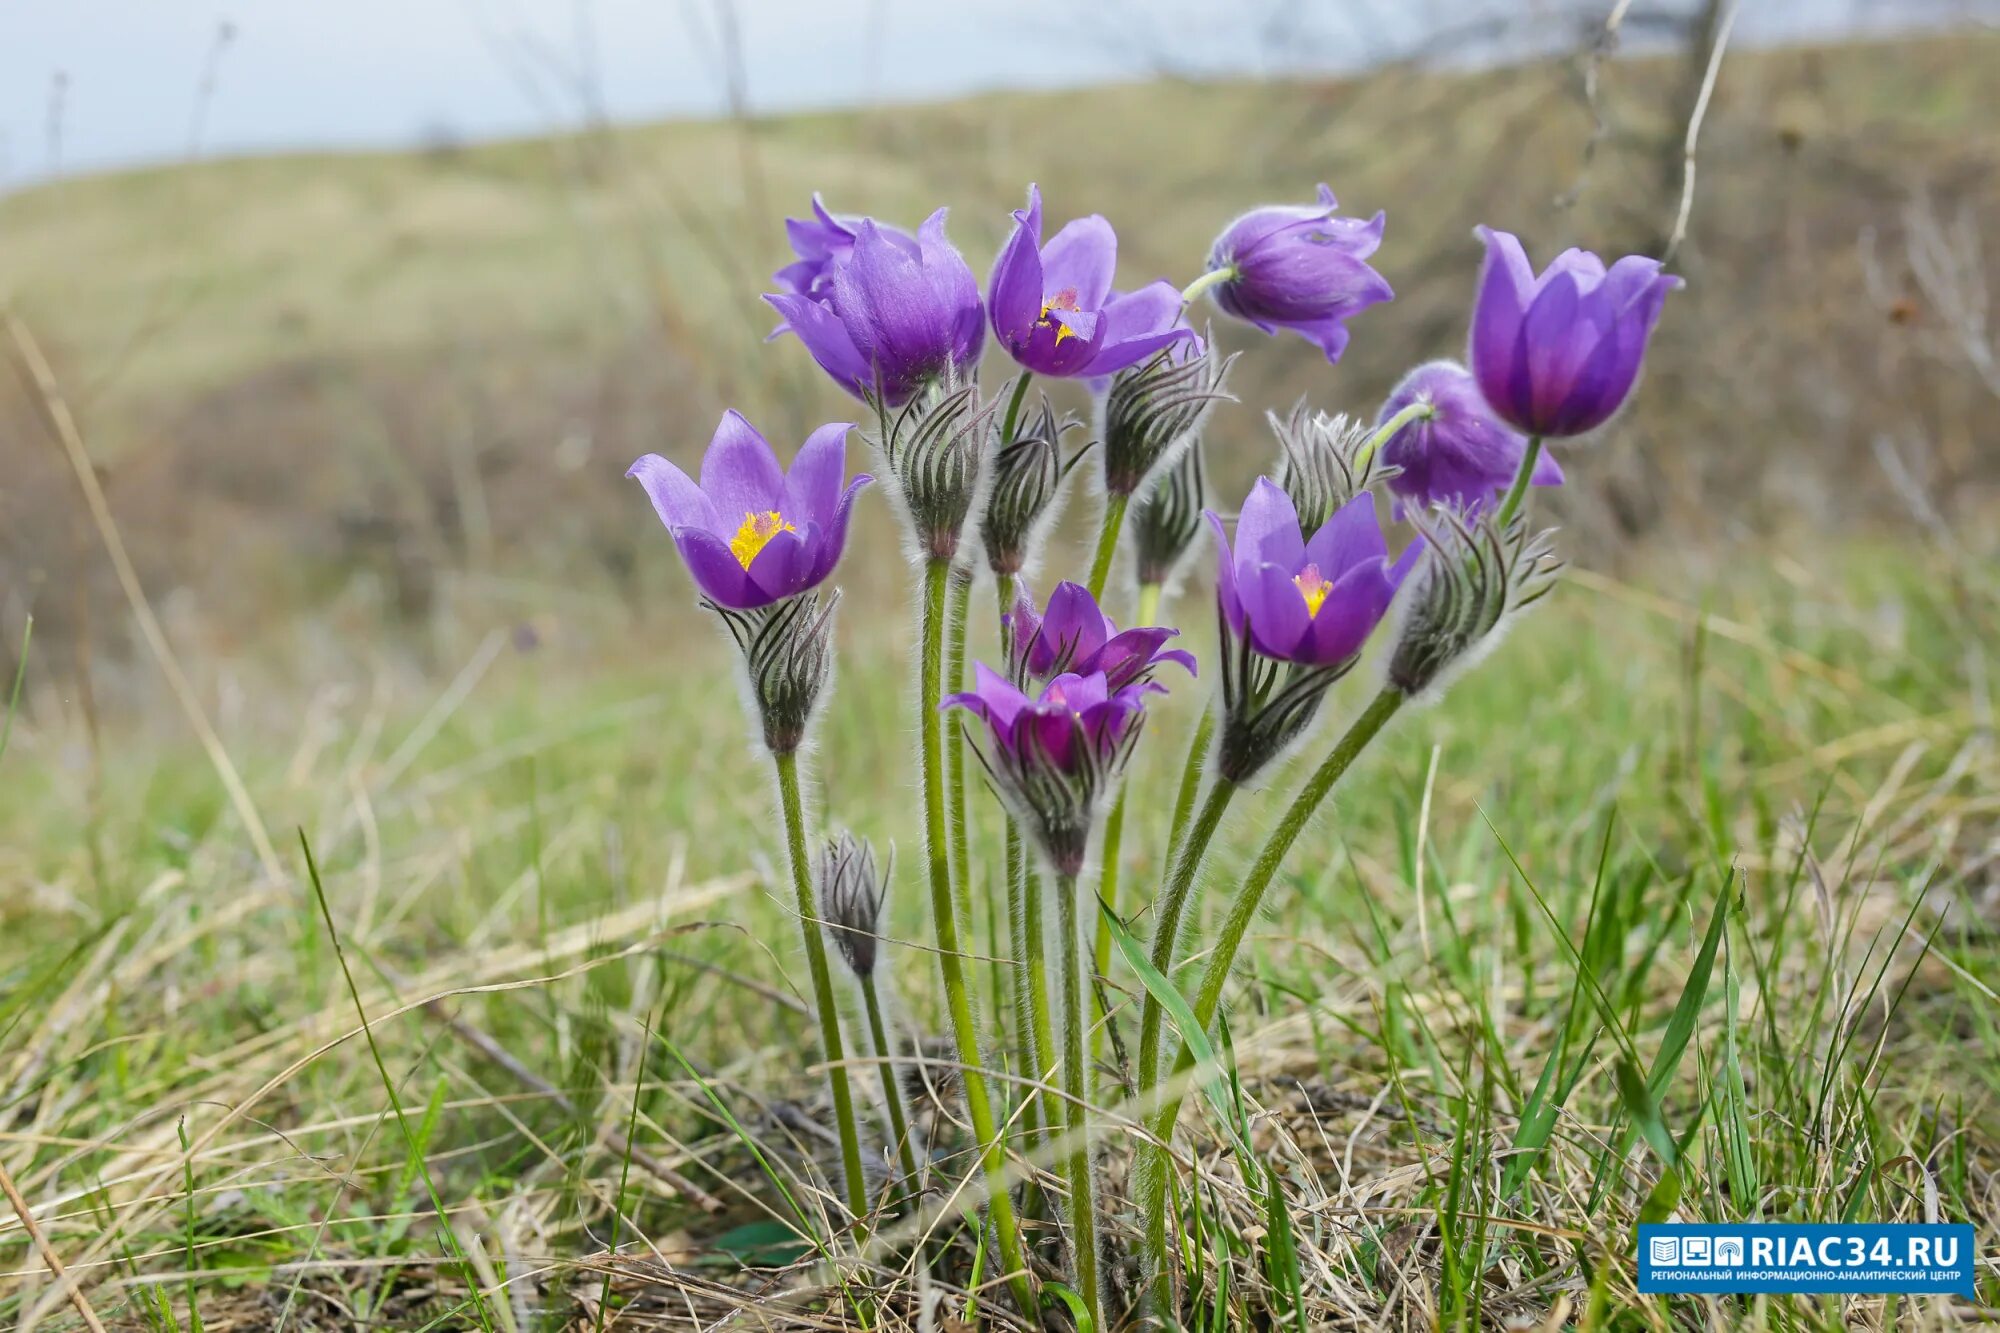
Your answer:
[988,184,1196,378]
[1468,226,1681,437]
[766,208,984,406]
[627,410,871,610]
[1377,360,1563,512]
[769,194,916,314]
[946,664,1161,874]
[1004,580,1196,688]
[1200,185,1393,363]
[1206,480,1416,668]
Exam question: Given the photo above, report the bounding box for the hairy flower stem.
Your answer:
[1138,688,1405,1304]
[1090,792,1125,1057]
[1090,579,1164,1048]
[1178,265,1236,306]
[1361,399,1436,470]
[1021,859,1059,1163]
[1134,778,1238,1106]
[1085,492,1129,599]
[1494,435,1545,527]
[1056,871,1103,1331]
[772,750,868,1221]
[859,973,922,1192]
[1165,705,1216,866]
[945,564,974,930]
[919,557,1033,1308]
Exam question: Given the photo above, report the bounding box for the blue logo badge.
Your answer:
[1638,1224,1974,1296]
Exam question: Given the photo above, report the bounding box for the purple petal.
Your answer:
[627,453,719,535]
[1039,213,1118,311]
[1298,559,1396,665]
[1041,581,1113,668]
[1243,561,1312,662]
[806,473,872,583]
[1519,272,1593,430]
[989,185,1047,342]
[835,220,948,381]
[765,292,872,397]
[700,411,787,523]
[1205,510,1244,634]
[672,527,760,609]
[745,525,817,602]
[783,421,855,524]
[1083,282,1199,375]
[1303,492,1388,577]
[1469,226,1536,417]
[1234,477,1306,572]
[917,207,985,368]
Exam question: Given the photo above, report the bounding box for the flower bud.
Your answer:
[1268,400,1392,534]
[709,590,840,754]
[816,830,886,979]
[979,386,1083,578]
[1100,336,1235,497]
[877,376,996,563]
[1131,440,1206,591]
[1387,508,1561,700]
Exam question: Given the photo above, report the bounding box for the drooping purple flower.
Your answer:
[1467,226,1681,437]
[1003,580,1196,688]
[1200,184,1393,363]
[988,184,1197,378]
[1206,480,1417,668]
[627,410,871,610]
[769,194,917,314]
[945,664,1161,874]
[765,207,984,406]
[1377,360,1564,512]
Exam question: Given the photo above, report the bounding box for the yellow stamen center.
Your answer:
[1038,287,1082,344]
[729,509,796,569]
[1293,564,1332,619]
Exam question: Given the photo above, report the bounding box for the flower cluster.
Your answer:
[623,178,1677,1328]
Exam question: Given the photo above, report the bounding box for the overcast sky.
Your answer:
[1,0,1986,187]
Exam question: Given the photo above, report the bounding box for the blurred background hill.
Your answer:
[3,5,1998,693]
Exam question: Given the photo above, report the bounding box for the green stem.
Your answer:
[1091,790,1125,1047]
[1494,435,1545,527]
[1022,858,1058,1158]
[919,557,1033,1310]
[1178,265,1237,307]
[1056,872,1102,1330]
[1138,689,1405,1301]
[1135,778,1237,1103]
[1358,399,1437,470]
[860,973,922,1192]
[1135,582,1163,630]
[945,564,973,931]
[1164,705,1215,867]
[773,749,868,1220]
[999,369,1034,446]
[1085,492,1130,600]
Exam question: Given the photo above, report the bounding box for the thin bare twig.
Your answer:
[1661,0,1740,267]
[0,1153,109,1333]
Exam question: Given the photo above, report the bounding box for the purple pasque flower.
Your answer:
[988,184,1197,378]
[1377,360,1564,511]
[1468,226,1681,437]
[945,664,1161,875]
[765,207,984,406]
[1003,580,1196,688]
[1201,184,1393,363]
[627,410,871,610]
[769,194,916,313]
[1206,479,1417,668]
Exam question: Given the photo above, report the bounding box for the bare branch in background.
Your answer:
[1554,0,1636,213]
[1660,0,1738,266]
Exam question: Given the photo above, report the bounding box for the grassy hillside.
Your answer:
[3,32,1998,672]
